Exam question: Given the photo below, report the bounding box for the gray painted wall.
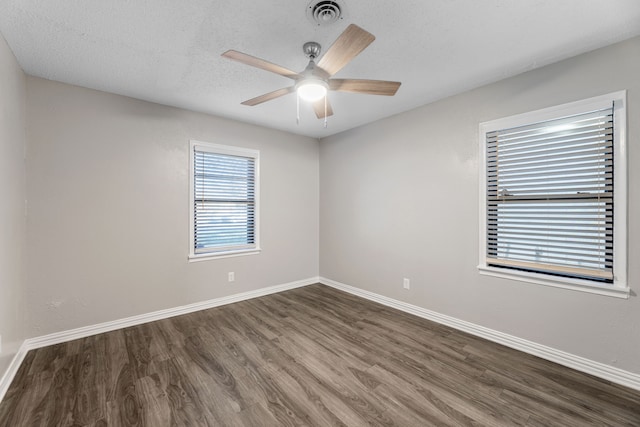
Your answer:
[0,34,27,376]
[2,31,638,386]
[25,77,319,337]
[320,36,640,374]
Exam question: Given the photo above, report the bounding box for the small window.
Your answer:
[189,140,260,260]
[478,92,628,298]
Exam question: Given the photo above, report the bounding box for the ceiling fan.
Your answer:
[221,24,401,120]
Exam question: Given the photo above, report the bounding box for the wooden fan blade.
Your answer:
[222,50,300,79]
[330,79,401,96]
[313,97,334,119]
[317,24,375,76]
[241,87,294,106]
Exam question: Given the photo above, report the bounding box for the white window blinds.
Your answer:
[193,148,256,254]
[486,106,614,282]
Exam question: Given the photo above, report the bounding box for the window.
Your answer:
[189,140,260,260]
[478,92,628,298]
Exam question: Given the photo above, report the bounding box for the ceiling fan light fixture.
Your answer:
[223,24,400,121]
[296,79,328,102]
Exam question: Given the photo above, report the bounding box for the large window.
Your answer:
[478,92,628,298]
[189,140,260,260]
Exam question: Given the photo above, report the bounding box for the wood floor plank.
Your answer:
[220,402,282,427]
[1,370,53,426]
[73,334,107,425]
[111,361,144,426]
[1,284,639,426]
[266,335,393,426]
[135,374,171,427]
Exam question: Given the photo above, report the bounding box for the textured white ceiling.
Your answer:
[1,0,639,138]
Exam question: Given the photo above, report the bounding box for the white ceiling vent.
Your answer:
[307,0,345,26]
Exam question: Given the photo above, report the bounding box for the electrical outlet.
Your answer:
[403,278,410,290]
[228,272,235,282]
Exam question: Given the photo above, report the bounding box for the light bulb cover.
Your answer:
[296,79,328,102]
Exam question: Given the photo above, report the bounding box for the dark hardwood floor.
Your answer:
[1,284,639,426]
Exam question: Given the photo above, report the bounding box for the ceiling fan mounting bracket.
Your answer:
[303,42,321,59]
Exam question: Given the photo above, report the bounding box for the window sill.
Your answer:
[189,248,261,262]
[477,265,629,299]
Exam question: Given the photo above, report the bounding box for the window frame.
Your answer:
[189,140,261,262]
[478,91,628,298]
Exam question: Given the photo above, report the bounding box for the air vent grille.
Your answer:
[307,0,344,26]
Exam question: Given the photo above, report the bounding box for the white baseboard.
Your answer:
[320,276,640,392]
[0,276,320,403]
[0,341,29,404]
[4,274,638,404]
[28,276,320,349]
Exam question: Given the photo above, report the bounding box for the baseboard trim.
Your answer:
[4,275,638,402]
[0,276,319,403]
[320,276,640,391]
[28,276,320,350]
[0,341,29,403]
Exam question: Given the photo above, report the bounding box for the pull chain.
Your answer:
[296,93,300,125]
[324,96,328,128]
